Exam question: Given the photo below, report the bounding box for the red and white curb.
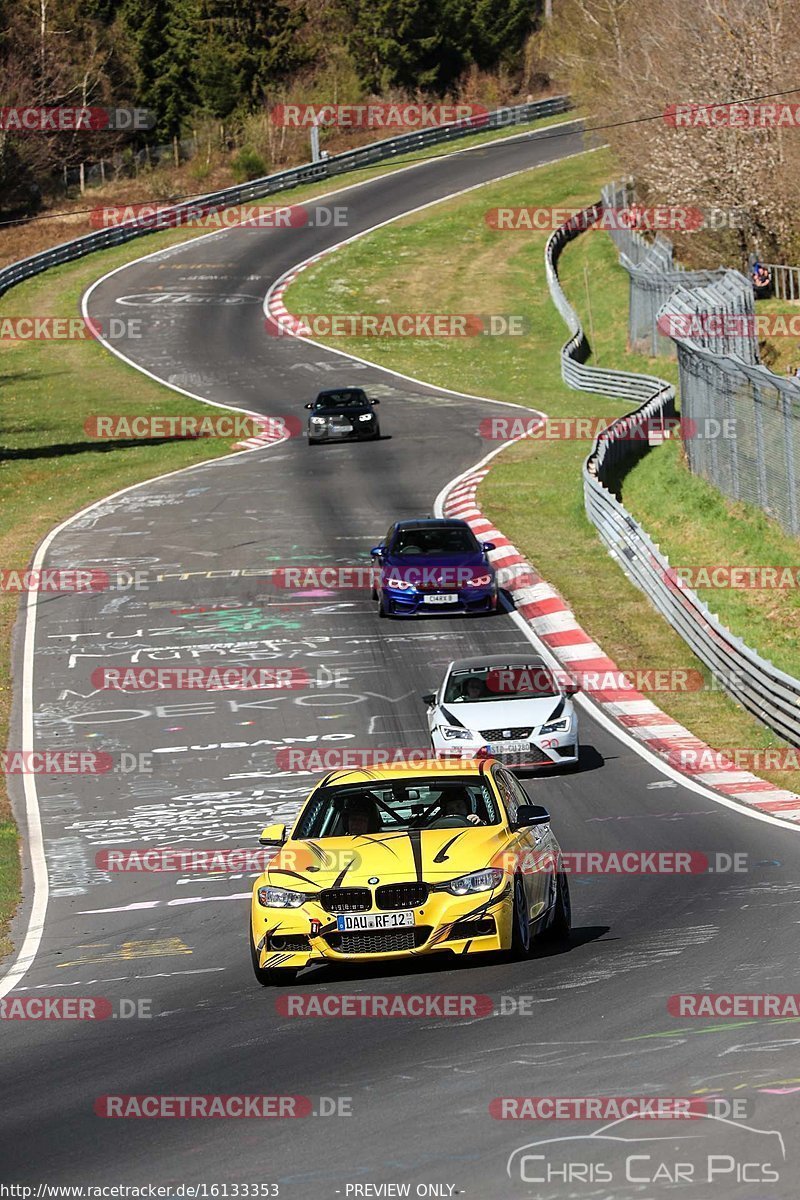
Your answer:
[265,250,333,339]
[231,422,294,452]
[443,469,800,819]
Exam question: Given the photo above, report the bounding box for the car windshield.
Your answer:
[444,665,560,703]
[315,390,368,409]
[390,526,479,556]
[293,778,500,837]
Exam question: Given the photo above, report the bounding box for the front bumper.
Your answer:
[251,881,514,971]
[380,584,498,615]
[431,733,579,770]
[309,419,377,441]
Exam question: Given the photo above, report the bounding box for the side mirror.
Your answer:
[483,542,496,552]
[421,692,436,706]
[514,804,550,828]
[370,544,385,558]
[562,680,579,695]
[370,398,380,405]
[259,823,286,846]
[304,402,314,410]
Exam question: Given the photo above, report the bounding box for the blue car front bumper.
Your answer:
[380,585,498,615]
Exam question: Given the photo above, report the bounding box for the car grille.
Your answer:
[269,934,309,952]
[480,727,533,740]
[318,887,372,912]
[493,746,551,765]
[448,918,495,940]
[376,882,428,909]
[324,927,430,955]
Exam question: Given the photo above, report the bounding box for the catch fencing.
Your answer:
[546,203,800,747]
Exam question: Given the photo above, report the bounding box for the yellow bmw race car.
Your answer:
[249,758,571,985]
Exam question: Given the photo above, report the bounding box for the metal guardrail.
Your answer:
[761,263,800,301]
[0,96,571,301]
[545,202,800,747]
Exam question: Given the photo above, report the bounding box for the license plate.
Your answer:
[423,593,458,604]
[330,423,351,434]
[336,911,414,931]
[488,740,530,754]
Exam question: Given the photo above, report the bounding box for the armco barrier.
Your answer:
[0,97,571,301]
[545,203,800,747]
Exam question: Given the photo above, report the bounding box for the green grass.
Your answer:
[285,145,799,791]
[0,108,579,963]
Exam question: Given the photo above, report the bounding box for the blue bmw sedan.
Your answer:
[370,518,498,617]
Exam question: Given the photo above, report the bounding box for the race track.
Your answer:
[3,121,800,1198]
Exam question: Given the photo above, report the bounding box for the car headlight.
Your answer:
[358,413,373,422]
[439,868,505,896]
[540,717,570,735]
[439,725,474,741]
[466,573,493,587]
[310,416,326,425]
[257,885,307,908]
[385,575,414,590]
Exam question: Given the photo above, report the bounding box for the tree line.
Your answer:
[0,0,544,213]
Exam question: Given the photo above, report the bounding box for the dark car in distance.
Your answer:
[306,387,381,445]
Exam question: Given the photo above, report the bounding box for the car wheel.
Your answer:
[250,934,299,987]
[308,437,321,446]
[509,873,532,959]
[542,871,571,944]
[377,593,389,618]
[372,426,381,440]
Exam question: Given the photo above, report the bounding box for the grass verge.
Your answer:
[285,145,799,791]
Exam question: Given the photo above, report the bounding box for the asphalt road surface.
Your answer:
[3,121,800,1199]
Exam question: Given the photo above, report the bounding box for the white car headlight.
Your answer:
[466,573,493,587]
[439,725,474,741]
[440,868,505,896]
[358,413,373,422]
[540,717,571,735]
[310,416,326,425]
[385,575,414,590]
[257,885,307,908]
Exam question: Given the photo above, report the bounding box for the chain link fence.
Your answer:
[546,203,800,748]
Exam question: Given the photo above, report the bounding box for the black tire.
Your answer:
[508,873,532,959]
[250,935,299,987]
[372,426,381,440]
[307,437,320,446]
[542,871,571,944]
[377,593,389,618]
